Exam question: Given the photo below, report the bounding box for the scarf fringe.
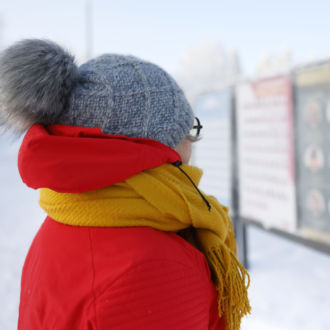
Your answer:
[207,245,251,330]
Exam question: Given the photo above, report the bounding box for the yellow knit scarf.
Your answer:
[39,163,251,329]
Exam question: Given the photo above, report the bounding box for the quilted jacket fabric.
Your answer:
[18,218,225,329]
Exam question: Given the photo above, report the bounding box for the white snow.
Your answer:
[0,144,330,330]
[0,145,44,330]
[241,226,330,330]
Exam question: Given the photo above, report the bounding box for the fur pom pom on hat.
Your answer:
[0,39,78,131]
[0,39,194,148]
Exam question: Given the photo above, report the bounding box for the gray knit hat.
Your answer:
[0,39,194,148]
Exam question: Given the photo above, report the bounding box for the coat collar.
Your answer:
[18,124,181,193]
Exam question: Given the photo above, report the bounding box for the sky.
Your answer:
[1,0,330,75]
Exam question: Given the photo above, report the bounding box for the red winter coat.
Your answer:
[17,125,225,330]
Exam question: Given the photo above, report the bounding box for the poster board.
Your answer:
[294,62,330,244]
[192,89,232,209]
[236,76,297,232]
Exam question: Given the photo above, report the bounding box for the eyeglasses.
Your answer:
[187,117,203,142]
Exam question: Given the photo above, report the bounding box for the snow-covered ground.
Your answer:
[241,227,330,330]
[0,144,44,330]
[1,144,330,330]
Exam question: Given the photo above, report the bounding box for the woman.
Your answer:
[0,39,250,330]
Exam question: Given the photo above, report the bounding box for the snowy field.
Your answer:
[1,143,330,330]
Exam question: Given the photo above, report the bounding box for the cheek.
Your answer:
[175,139,192,164]
[181,140,192,164]
[186,142,192,163]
